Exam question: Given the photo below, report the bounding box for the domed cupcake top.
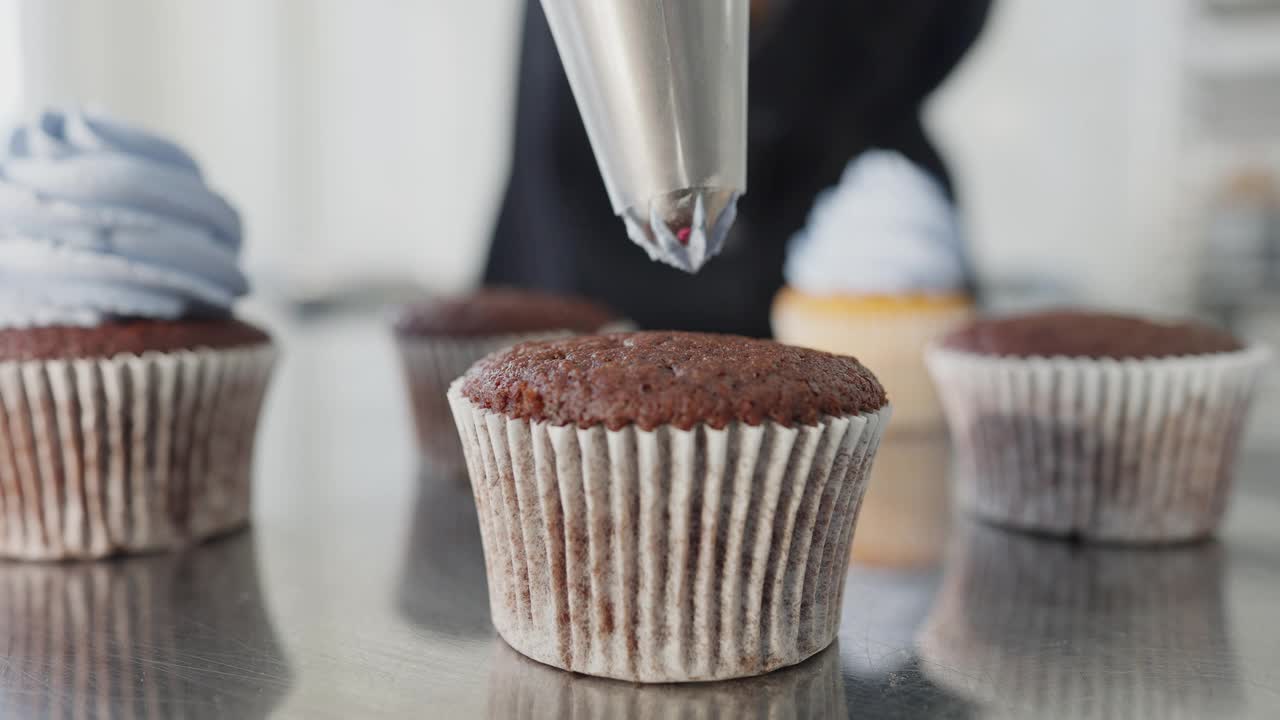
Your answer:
[783,150,968,295]
[461,331,887,431]
[0,108,248,328]
[940,310,1243,359]
[396,287,618,338]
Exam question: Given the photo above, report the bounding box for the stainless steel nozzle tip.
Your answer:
[622,188,740,273]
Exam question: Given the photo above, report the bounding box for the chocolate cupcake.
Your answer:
[926,310,1269,543]
[448,331,891,682]
[394,288,620,471]
[0,109,275,559]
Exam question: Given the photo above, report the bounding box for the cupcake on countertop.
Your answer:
[449,331,890,682]
[927,309,1270,543]
[772,149,974,567]
[0,108,275,560]
[395,288,622,472]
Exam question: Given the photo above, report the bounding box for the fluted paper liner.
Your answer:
[925,344,1270,542]
[0,344,275,560]
[487,638,847,718]
[448,381,889,682]
[399,324,632,472]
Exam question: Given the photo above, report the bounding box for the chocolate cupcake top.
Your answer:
[940,310,1243,359]
[460,331,887,431]
[396,288,617,339]
[0,319,270,363]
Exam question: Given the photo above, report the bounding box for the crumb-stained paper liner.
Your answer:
[398,323,632,472]
[448,381,889,683]
[925,344,1270,542]
[0,344,275,560]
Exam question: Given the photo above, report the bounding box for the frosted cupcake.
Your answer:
[449,331,890,682]
[0,109,275,559]
[927,310,1269,542]
[772,150,974,566]
[395,288,620,472]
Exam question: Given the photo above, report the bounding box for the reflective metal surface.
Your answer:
[2,319,1279,718]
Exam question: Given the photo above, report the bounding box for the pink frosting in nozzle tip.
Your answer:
[676,227,691,245]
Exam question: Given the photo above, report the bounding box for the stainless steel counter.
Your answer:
[1,319,1279,719]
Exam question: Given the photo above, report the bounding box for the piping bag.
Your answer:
[540,0,749,272]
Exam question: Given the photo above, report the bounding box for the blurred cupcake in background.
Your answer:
[772,149,974,567]
[0,108,276,560]
[917,522,1240,718]
[927,310,1269,543]
[394,288,621,473]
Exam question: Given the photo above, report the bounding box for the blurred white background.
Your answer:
[3,0,1278,320]
[4,0,525,306]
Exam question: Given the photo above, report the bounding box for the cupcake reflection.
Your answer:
[838,567,977,718]
[917,523,1240,719]
[0,532,289,719]
[398,468,493,639]
[487,639,847,720]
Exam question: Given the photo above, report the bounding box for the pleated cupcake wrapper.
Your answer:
[398,323,633,472]
[0,344,276,560]
[917,523,1239,718]
[448,381,889,683]
[925,344,1271,542]
[487,638,847,719]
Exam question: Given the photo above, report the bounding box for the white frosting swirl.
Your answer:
[0,108,248,328]
[784,150,968,295]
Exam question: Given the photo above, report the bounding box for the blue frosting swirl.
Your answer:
[0,108,248,327]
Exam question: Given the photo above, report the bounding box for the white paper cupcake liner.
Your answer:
[917,523,1239,718]
[925,344,1270,542]
[487,637,847,718]
[448,381,889,683]
[0,343,275,560]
